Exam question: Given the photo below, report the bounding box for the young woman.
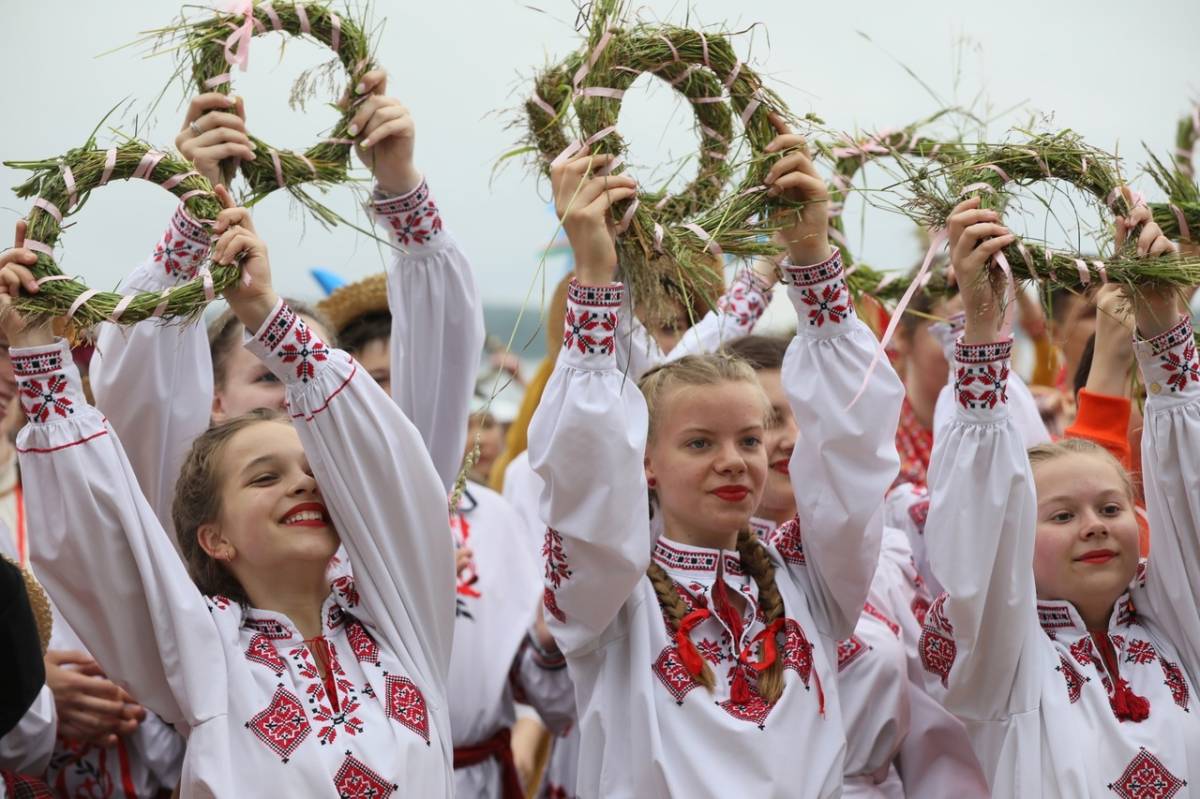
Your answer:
[919,197,1200,794]
[527,117,904,798]
[1,200,456,796]
[727,334,988,798]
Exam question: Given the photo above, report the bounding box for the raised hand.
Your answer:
[550,151,637,286]
[946,196,1016,345]
[344,69,421,196]
[211,185,277,331]
[176,94,256,188]
[1115,202,1181,339]
[763,114,831,267]
[0,220,53,348]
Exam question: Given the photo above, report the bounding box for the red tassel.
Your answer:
[1110,679,1150,723]
[675,608,712,678]
[730,668,752,705]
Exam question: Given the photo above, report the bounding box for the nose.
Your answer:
[289,469,320,497]
[1078,508,1109,539]
[778,418,798,456]
[713,440,747,475]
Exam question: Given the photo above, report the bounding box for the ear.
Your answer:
[197,522,235,563]
[644,453,657,488]
[211,393,228,425]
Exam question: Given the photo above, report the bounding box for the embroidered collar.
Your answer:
[749,517,777,540]
[1036,593,1138,638]
[652,537,744,579]
[240,593,346,643]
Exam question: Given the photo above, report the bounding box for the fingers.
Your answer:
[580,185,638,219]
[763,147,818,186]
[213,227,262,265]
[766,171,827,199]
[13,219,26,249]
[358,104,412,149]
[189,111,248,137]
[214,184,235,210]
[551,153,622,210]
[349,96,407,139]
[184,93,238,127]
[214,201,254,234]
[947,205,1000,240]
[185,128,257,159]
[356,68,387,97]
[1149,234,1179,258]
[46,650,96,667]
[766,111,791,137]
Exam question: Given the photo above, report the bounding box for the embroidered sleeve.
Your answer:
[13,342,86,429]
[370,179,446,252]
[775,245,904,641]
[528,282,654,656]
[1134,314,1200,679]
[921,337,1044,719]
[244,300,336,389]
[115,204,211,293]
[383,179,485,493]
[714,268,772,331]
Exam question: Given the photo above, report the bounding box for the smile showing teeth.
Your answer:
[284,510,326,525]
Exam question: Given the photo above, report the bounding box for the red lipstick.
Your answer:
[281,502,329,528]
[711,485,750,502]
[771,460,790,476]
[1075,549,1117,565]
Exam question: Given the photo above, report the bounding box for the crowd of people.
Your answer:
[0,65,1198,799]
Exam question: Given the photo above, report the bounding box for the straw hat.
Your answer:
[3,556,53,655]
[316,273,389,336]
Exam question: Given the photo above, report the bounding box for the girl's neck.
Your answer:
[243,566,330,640]
[758,499,797,528]
[660,513,740,552]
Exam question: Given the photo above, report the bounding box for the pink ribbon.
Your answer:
[324,137,356,146]
[270,149,286,188]
[23,240,53,256]
[1170,204,1192,241]
[980,163,1012,183]
[959,182,996,196]
[667,64,696,87]
[1016,240,1038,280]
[659,34,680,62]
[36,275,73,286]
[1080,156,1089,175]
[1073,258,1090,286]
[205,74,232,89]
[1092,260,1108,284]
[578,87,624,100]
[827,226,848,249]
[681,223,722,256]
[219,0,254,72]
[1017,148,1051,176]
[691,96,725,104]
[848,229,949,409]
[698,31,710,68]
[98,148,117,187]
[330,12,341,52]
[177,189,210,204]
[874,272,897,292]
[295,4,311,34]
[596,155,624,176]
[530,95,557,118]
[33,198,62,224]
[260,2,282,31]
[132,151,165,181]
[724,60,742,89]
[616,197,639,234]
[704,149,726,160]
[110,294,135,323]
[61,166,78,211]
[550,125,617,168]
[654,195,671,210]
[161,171,199,191]
[699,124,728,144]
[573,29,614,89]
[198,265,216,302]
[152,289,173,319]
[653,222,665,252]
[739,91,763,127]
[67,288,100,320]
[298,154,317,175]
[831,136,889,160]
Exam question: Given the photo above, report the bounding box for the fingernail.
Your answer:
[227,96,237,106]
[355,82,366,94]
[361,138,373,148]
[348,124,359,136]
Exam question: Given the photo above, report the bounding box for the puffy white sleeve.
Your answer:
[1131,315,1200,681]
[244,301,456,687]
[90,203,215,542]
[527,281,653,656]
[0,685,55,774]
[511,634,575,735]
[921,339,1045,719]
[770,250,904,640]
[615,268,773,380]
[374,181,485,493]
[16,340,225,730]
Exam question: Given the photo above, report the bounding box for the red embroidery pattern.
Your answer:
[1107,748,1187,799]
[10,349,63,378]
[894,400,933,490]
[799,281,850,327]
[375,180,443,248]
[20,375,73,424]
[1037,602,1076,639]
[652,539,720,573]
[1160,342,1200,392]
[562,306,616,355]
[768,518,805,566]
[836,635,869,672]
[207,594,234,612]
[652,645,700,704]
[246,634,287,673]
[782,250,843,287]
[920,594,956,686]
[907,496,931,532]
[246,687,311,762]
[333,754,397,798]
[954,361,1009,410]
[696,636,727,664]
[543,528,573,588]
[346,621,381,666]
[279,324,329,383]
[257,303,298,352]
[911,595,930,627]
[863,602,900,636]
[153,219,207,280]
[1126,639,1158,665]
[243,616,295,640]
[1071,637,1095,667]
[719,668,775,728]
[543,587,566,623]
[782,618,815,685]
[1160,658,1190,711]
[716,272,768,328]
[384,676,430,743]
[1057,655,1088,704]
[332,576,360,608]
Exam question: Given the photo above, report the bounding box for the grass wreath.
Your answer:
[1147,103,1199,244]
[169,1,375,220]
[4,139,236,328]
[522,1,795,316]
[900,131,1200,300]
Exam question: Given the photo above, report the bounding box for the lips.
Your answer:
[770,460,790,476]
[281,502,329,528]
[711,485,750,502]
[1075,549,1117,565]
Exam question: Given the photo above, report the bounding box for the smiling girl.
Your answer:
[920,198,1200,795]
[527,116,904,798]
[0,201,456,796]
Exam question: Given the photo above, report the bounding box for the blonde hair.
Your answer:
[208,300,337,391]
[638,352,768,440]
[1028,438,1135,500]
[647,530,787,703]
[173,409,288,605]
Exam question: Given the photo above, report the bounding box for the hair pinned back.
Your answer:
[1028,438,1134,500]
[638,352,767,440]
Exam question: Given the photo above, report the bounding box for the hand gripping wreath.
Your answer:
[1148,102,1199,244]
[184,1,375,210]
[4,141,236,327]
[820,120,968,302]
[904,131,1200,297]
[525,17,790,314]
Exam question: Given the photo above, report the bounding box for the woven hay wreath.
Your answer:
[1147,103,1199,244]
[524,11,792,314]
[181,1,375,212]
[820,121,968,302]
[901,131,1200,298]
[3,140,236,327]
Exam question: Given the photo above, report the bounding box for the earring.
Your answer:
[647,477,657,488]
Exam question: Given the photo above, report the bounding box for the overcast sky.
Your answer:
[1,0,1197,312]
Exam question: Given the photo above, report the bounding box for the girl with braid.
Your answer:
[527,115,905,798]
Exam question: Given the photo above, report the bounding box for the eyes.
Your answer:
[684,435,763,451]
[254,370,280,385]
[1047,502,1127,524]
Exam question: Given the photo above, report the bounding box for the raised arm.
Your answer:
[89,203,214,542]
[919,197,1044,719]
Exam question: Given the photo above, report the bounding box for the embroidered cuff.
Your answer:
[150,204,211,284]
[525,630,566,670]
[371,179,446,251]
[782,249,854,336]
[12,340,85,426]
[245,300,332,386]
[1135,315,1199,401]
[716,268,771,331]
[953,339,1012,418]
[560,279,621,370]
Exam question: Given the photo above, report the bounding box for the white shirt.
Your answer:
[19,307,456,797]
[920,320,1200,796]
[527,252,905,798]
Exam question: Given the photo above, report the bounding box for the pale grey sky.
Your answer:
[1,0,1197,311]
